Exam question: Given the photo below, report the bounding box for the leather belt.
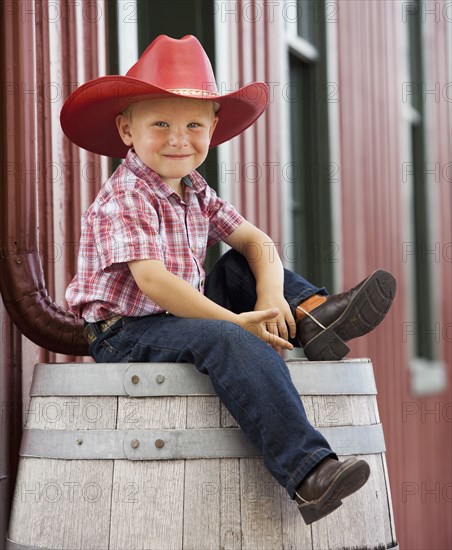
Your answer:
[83,315,123,345]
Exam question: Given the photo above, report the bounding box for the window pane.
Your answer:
[406,0,434,359]
[289,53,332,289]
[296,0,317,44]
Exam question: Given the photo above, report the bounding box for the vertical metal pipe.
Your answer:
[0,312,22,546]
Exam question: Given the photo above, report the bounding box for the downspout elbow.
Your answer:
[0,251,89,356]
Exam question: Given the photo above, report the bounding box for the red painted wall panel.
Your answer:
[337,1,451,548]
[221,2,451,546]
[227,0,282,245]
[0,0,107,542]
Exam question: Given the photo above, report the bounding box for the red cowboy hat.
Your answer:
[60,34,269,158]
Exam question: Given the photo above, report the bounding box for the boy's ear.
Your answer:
[209,116,219,141]
[116,114,133,146]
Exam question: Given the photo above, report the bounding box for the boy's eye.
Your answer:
[154,121,168,127]
[187,123,200,128]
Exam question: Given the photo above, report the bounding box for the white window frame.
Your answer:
[280,0,342,291]
[214,2,234,206]
[398,4,447,396]
[117,0,138,75]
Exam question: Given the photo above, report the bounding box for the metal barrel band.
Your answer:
[30,359,377,397]
[19,424,385,460]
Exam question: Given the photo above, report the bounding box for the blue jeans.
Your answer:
[88,250,335,497]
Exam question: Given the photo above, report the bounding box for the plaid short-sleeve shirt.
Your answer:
[65,150,244,321]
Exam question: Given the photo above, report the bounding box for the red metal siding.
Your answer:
[337,1,451,548]
[1,2,39,540]
[227,0,282,245]
[0,1,107,542]
[434,6,452,544]
[211,2,451,546]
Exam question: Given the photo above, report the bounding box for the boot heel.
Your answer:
[298,499,342,525]
[303,328,350,361]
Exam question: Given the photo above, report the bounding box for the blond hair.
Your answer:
[120,97,219,121]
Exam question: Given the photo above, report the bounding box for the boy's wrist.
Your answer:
[256,280,284,298]
[254,264,284,297]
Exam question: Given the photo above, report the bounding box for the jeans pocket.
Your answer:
[90,330,133,363]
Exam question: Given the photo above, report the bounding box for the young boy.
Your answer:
[61,35,396,525]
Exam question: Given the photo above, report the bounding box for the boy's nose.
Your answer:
[168,128,188,147]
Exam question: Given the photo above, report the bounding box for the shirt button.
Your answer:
[190,246,195,253]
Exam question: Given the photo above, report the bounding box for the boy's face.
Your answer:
[116,97,218,188]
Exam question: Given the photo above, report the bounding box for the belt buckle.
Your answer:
[83,315,123,345]
[99,315,122,332]
[83,324,96,345]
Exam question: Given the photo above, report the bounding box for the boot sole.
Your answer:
[303,270,396,361]
[298,458,371,524]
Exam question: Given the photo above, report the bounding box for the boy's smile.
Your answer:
[116,97,218,192]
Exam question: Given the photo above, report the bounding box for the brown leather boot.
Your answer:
[295,457,371,524]
[296,270,396,361]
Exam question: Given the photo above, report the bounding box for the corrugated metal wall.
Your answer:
[336,1,451,549]
[226,0,282,244]
[0,0,108,542]
[224,1,451,548]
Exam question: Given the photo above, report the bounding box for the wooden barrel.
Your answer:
[6,359,398,550]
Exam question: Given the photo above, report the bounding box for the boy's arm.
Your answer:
[128,259,293,350]
[224,221,297,344]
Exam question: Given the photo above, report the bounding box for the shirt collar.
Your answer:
[124,149,207,199]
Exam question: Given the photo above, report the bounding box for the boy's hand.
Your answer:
[254,295,297,348]
[236,308,294,351]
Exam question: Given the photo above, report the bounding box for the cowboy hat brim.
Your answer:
[60,76,269,158]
